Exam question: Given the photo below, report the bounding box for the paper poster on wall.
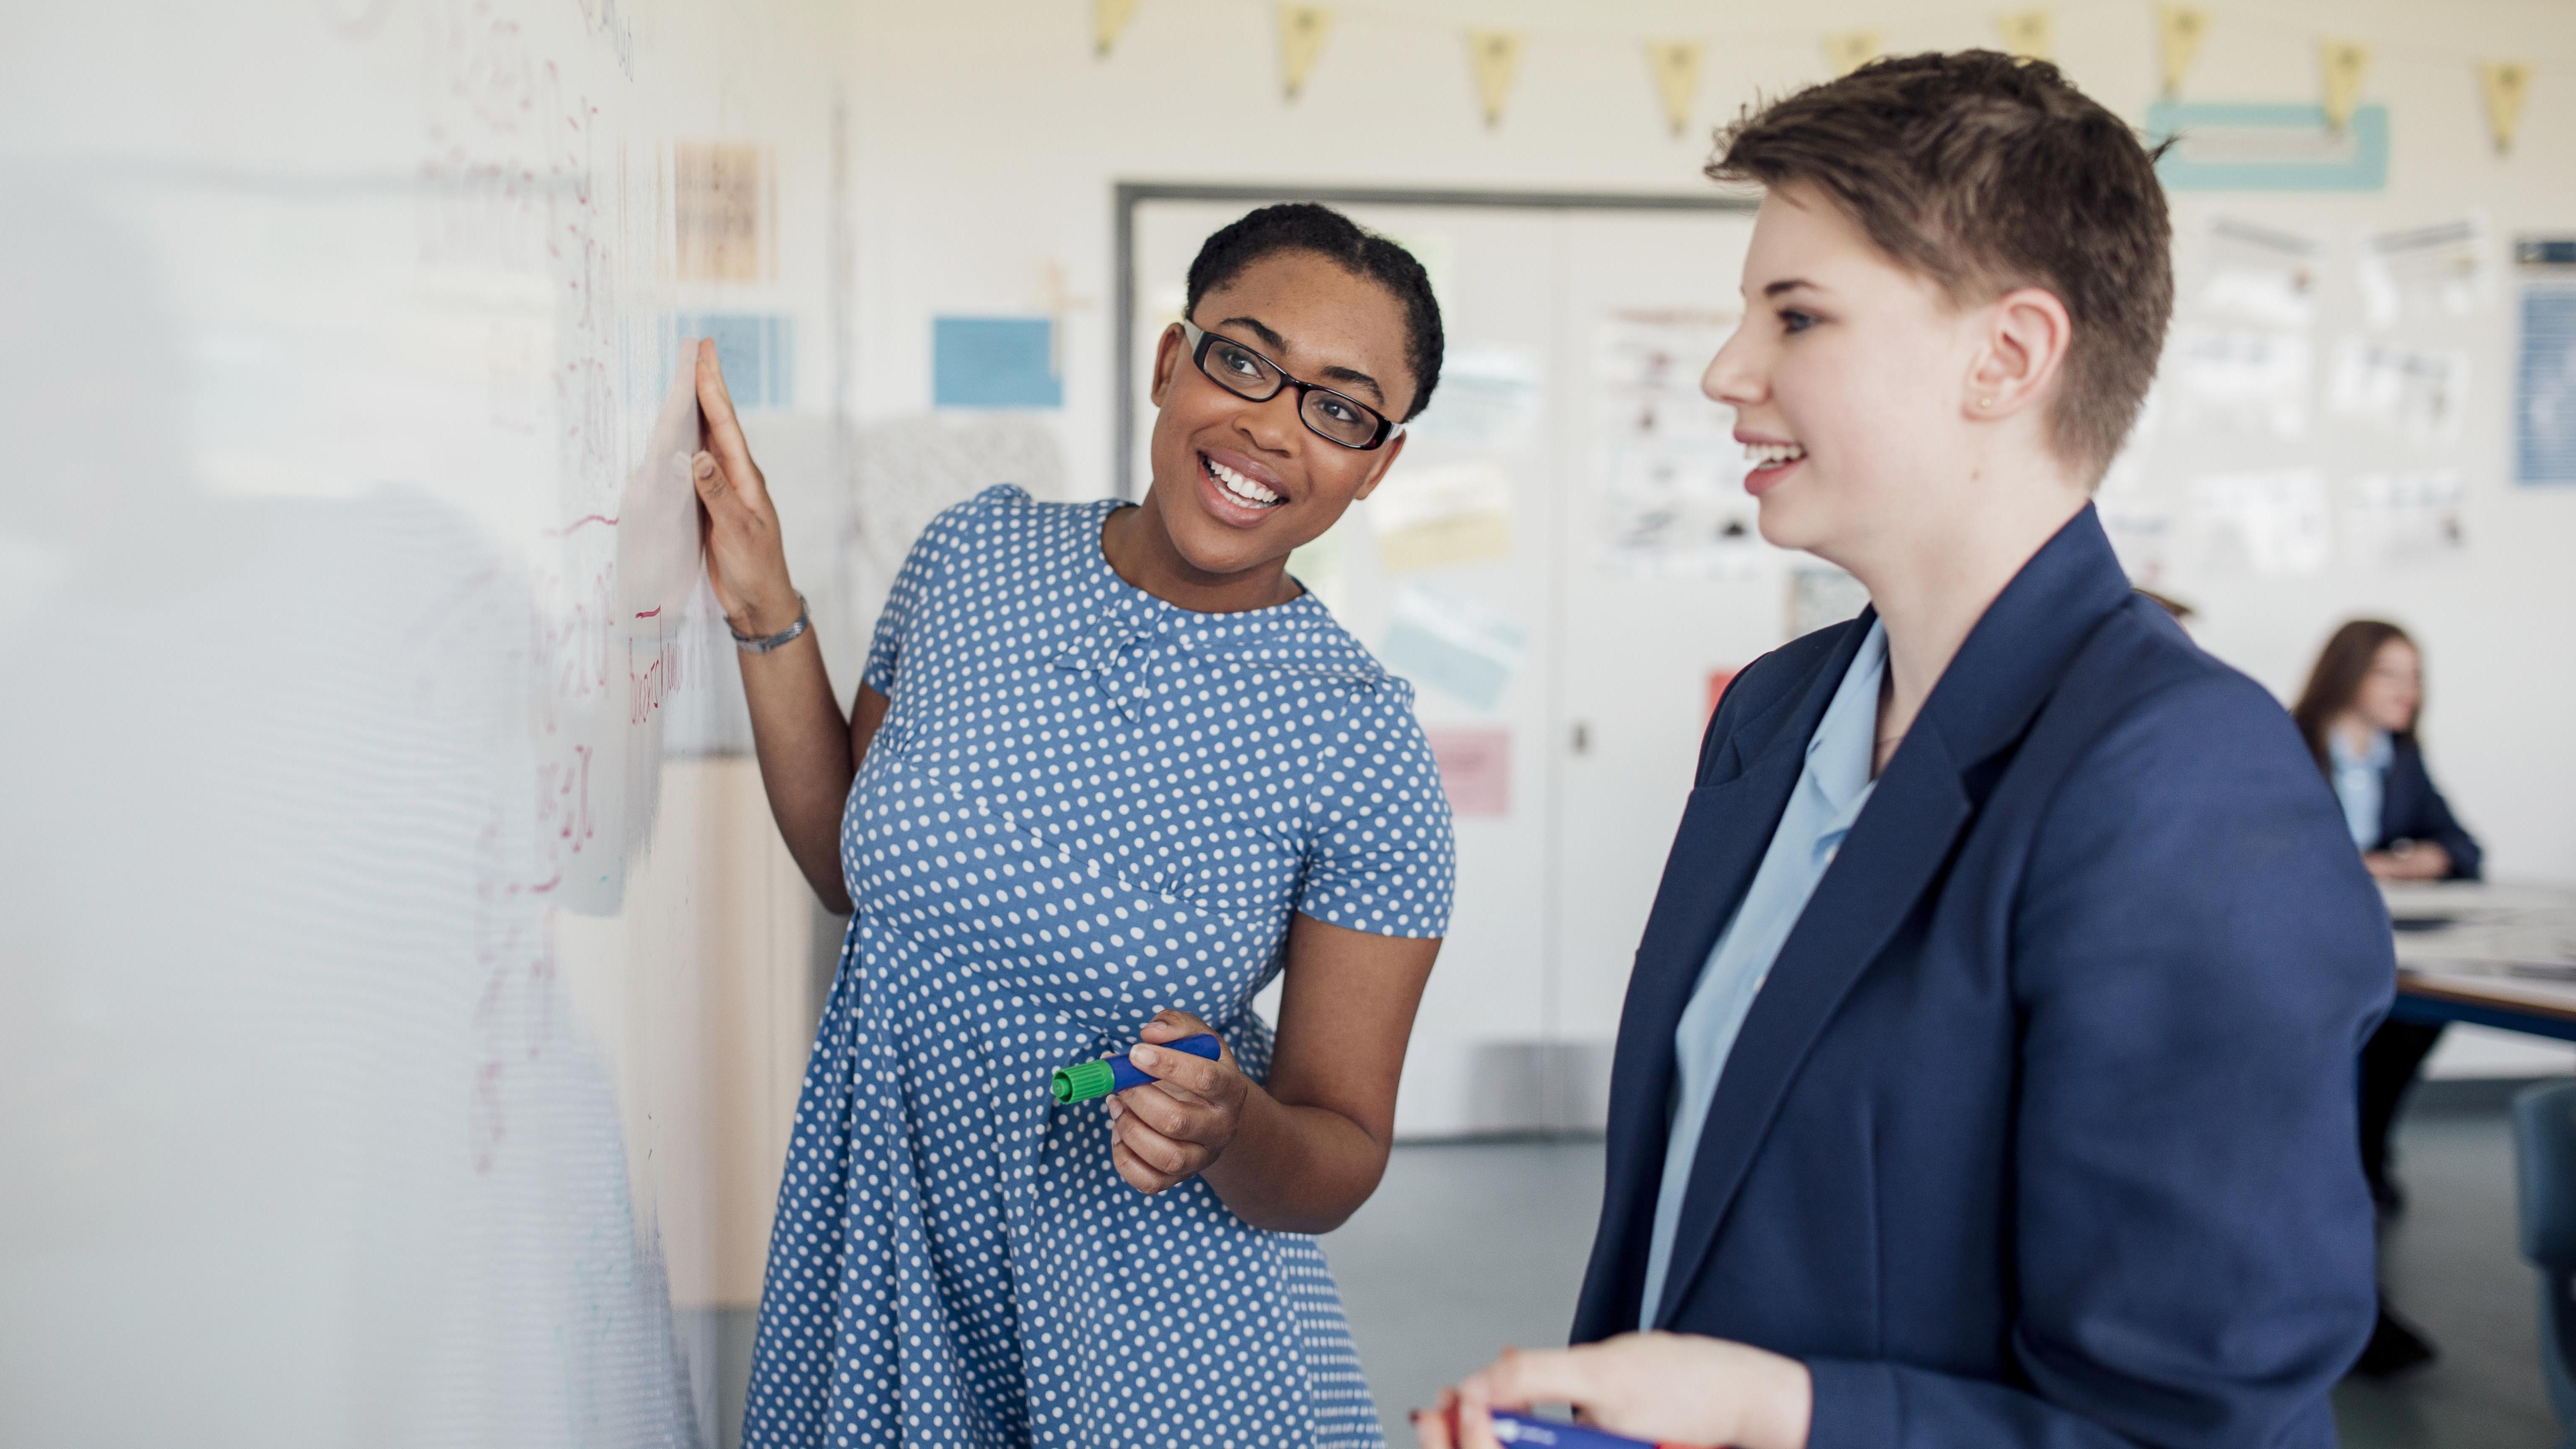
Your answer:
[1425,728,1512,818]
[1596,446,1765,576]
[2325,339,2466,443]
[2188,469,2330,576]
[2165,325,2311,437]
[1406,342,1541,447]
[1705,667,1739,720]
[2145,102,2389,192]
[1378,584,1528,711]
[1787,564,1869,638]
[1368,460,1514,571]
[933,316,1061,408]
[675,141,772,282]
[1595,311,1734,443]
[672,314,794,410]
[2358,216,2492,331]
[2196,217,2320,330]
[2342,471,2464,565]
[1593,309,1767,576]
[2518,281,2576,485]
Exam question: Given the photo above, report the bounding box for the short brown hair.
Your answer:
[1710,50,2172,483]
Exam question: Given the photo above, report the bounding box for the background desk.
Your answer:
[2385,882,2576,1044]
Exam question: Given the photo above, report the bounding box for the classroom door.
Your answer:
[1548,212,1776,1057]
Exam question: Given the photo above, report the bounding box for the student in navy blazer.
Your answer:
[2291,620,2483,1378]
[1420,55,2390,1449]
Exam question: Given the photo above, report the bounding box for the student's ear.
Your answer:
[1148,323,1186,408]
[1966,285,2073,422]
[1348,429,1409,502]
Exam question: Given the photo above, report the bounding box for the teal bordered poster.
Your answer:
[2146,102,2390,192]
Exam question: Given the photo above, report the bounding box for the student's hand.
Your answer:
[1411,1335,1814,1449]
[689,339,801,639]
[1104,1009,1250,1195]
[2365,842,2451,881]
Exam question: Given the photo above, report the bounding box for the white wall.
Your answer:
[844,0,2576,887]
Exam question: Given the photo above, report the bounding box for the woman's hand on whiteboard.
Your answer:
[1105,1009,1250,1195]
[691,339,800,639]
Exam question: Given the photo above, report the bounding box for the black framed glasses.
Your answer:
[1178,321,1401,450]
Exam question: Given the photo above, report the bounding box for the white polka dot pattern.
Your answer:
[743,487,1455,1447]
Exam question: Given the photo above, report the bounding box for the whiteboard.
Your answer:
[0,3,852,1444]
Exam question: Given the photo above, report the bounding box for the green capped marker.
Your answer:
[1050,1033,1223,1104]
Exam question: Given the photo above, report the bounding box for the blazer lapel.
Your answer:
[1648,506,2137,1328]
[1581,624,1867,1336]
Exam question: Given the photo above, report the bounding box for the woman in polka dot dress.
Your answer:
[688,203,1457,1447]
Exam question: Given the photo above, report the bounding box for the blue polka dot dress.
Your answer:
[743,486,1456,1448]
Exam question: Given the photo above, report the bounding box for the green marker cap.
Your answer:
[1052,1060,1117,1105]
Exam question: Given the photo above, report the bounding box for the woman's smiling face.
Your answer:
[1145,248,1416,578]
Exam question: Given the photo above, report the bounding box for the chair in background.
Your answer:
[2514,1079,2576,1448]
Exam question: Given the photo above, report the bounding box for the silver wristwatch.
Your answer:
[731,593,810,654]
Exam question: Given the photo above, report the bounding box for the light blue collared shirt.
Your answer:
[2328,728,2392,850]
[1639,620,1888,1328]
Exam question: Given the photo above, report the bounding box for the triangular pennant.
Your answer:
[1278,5,1333,101]
[1996,9,2052,61]
[2480,61,2531,154]
[1466,30,1523,129]
[1094,0,1141,58]
[2320,40,2370,131]
[1821,30,1883,78]
[1645,40,1702,138]
[2155,4,2207,97]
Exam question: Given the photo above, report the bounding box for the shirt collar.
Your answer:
[1805,617,1888,815]
[2329,728,2393,771]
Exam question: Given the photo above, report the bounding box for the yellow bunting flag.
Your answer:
[2155,4,2207,97]
[1996,9,2052,61]
[1278,4,1333,101]
[2480,61,2531,154]
[1466,30,1523,129]
[2320,40,2370,131]
[1645,41,1702,138]
[1821,29,1883,77]
[1094,0,1141,57]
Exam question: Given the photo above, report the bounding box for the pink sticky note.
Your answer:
[1427,728,1512,819]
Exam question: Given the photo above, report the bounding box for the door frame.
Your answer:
[1112,181,1756,500]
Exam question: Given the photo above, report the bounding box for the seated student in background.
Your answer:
[692,202,1454,1448]
[2292,619,2482,1373]
[1419,52,2390,1449]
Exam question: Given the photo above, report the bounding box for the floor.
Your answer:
[1324,1088,2562,1448]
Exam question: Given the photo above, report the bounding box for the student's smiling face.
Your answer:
[1701,182,1988,567]
[1145,249,1416,578]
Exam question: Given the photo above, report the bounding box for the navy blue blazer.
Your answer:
[2369,738,2483,879]
[1573,509,2392,1448]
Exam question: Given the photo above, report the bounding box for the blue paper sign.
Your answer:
[2518,286,2576,485]
[934,316,1062,409]
[674,313,794,409]
[2147,102,2389,192]
[1377,584,1528,712]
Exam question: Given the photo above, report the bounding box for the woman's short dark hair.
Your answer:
[2291,619,2417,774]
[1708,50,2172,485]
[1183,202,1445,421]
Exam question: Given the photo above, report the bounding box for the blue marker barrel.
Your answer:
[1486,1410,1694,1448]
[1049,1033,1222,1105]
